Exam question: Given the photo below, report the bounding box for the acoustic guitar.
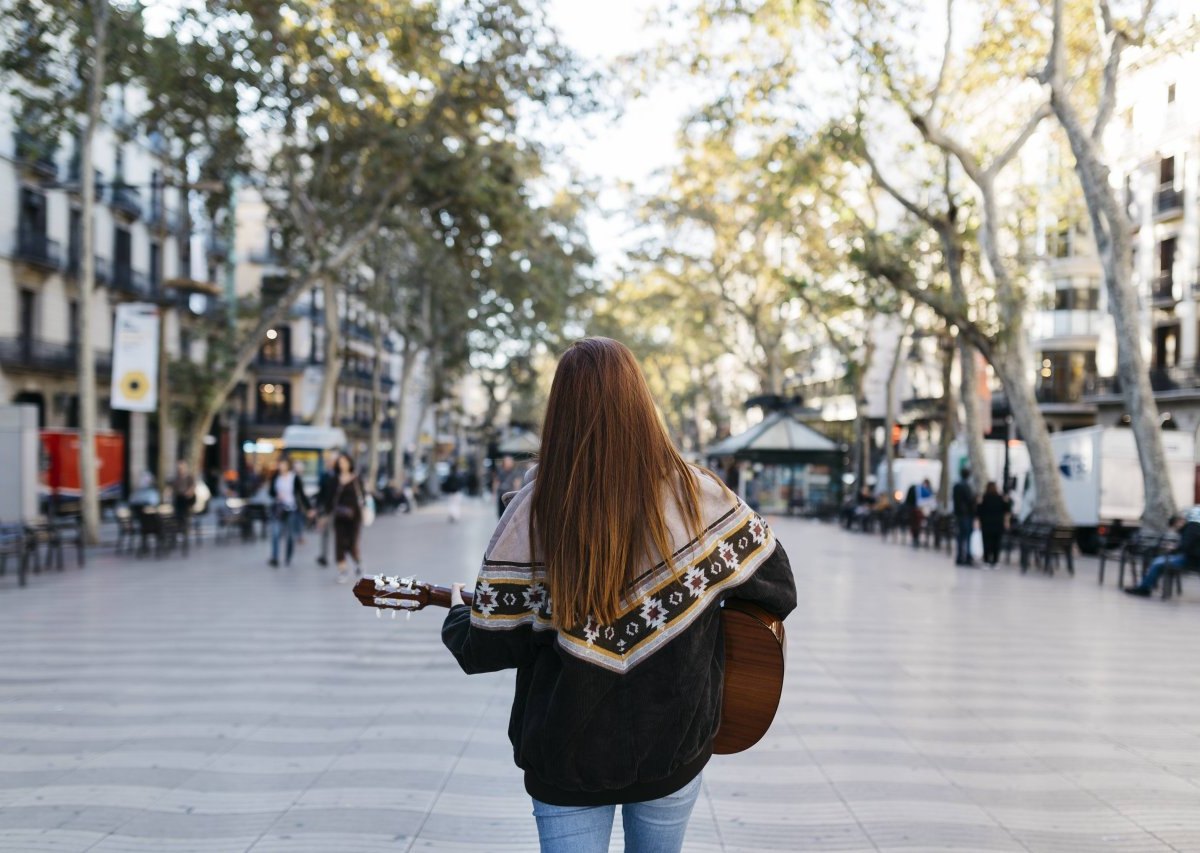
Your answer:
[352,575,786,754]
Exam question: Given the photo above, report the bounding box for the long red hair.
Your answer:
[531,337,704,630]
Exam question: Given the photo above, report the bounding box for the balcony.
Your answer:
[65,253,112,284]
[146,204,184,235]
[1151,274,1177,307]
[0,337,112,375]
[1154,185,1183,218]
[109,184,142,219]
[1039,310,1101,339]
[110,264,151,296]
[248,246,284,266]
[13,228,62,271]
[13,130,58,179]
[1085,364,1200,398]
[206,233,229,259]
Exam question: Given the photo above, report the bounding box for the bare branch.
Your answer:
[988,102,1051,178]
[927,0,955,120]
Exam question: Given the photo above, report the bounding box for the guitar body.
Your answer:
[713,599,786,754]
[354,577,786,755]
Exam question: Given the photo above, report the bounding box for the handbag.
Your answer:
[970,528,984,560]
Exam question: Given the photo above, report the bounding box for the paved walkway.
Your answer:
[2,501,1200,852]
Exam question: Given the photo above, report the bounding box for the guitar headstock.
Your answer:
[352,575,434,612]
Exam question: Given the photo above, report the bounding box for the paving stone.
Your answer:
[5,502,1200,851]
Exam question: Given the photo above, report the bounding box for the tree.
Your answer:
[841,0,1070,523]
[0,0,146,542]
[1037,0,1179,529]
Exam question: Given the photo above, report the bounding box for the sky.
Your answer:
[542,0,688,275]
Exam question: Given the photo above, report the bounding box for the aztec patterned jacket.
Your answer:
[442,468,797,806]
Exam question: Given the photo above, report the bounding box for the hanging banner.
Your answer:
[110,303,159,412]
[976,351,993,436]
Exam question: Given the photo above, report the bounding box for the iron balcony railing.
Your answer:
[109,184,142,219]
[0,337,112,374]
[1154,184,1183,217]
[13,228,62,271]
[13,130,58,178]
[111,264,151,296]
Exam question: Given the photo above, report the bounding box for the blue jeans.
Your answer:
[270,508,299,564]
[531,773,702,853]
[955,515,974,563]
[1137,553,1187,592]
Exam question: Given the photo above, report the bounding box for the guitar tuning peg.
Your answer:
[405,610,411,621]
[390,609,396,619]
[375,609,381,619]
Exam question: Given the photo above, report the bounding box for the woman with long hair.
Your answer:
[442,338,796,853]
[331,453,365,583]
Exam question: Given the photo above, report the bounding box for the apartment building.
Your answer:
[1024,20,1200,438]
[0,86,208,491]
[227,187,432,479]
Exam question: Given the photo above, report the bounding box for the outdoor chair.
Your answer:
[1117,530,1175,589]
[115,506,138,554]
[48,516,84,569]
[0,523,29,587]
[22,517,63,575]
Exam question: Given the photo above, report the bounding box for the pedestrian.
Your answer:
[976,481,1009,567]
[443,465,464,523]
[171,460,197,547]
[1125,511,1198,597]
[904,483,921,546]
[315,450,338,567]
[268,457,311,568]
[952,467,977,567]
[129,470,160,510]
[331,453,366,584]
[443,337,797,853]
[494,455,523,518]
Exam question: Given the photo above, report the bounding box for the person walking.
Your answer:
[268,457,310,568]
[443,465,464,523]
[315,451,338,567]
[976,481,1010,567]
[442,337,797,853]
[494,455,523,518]
[170,460,197,551]
[952,467,977,567]
[331,453,365,584]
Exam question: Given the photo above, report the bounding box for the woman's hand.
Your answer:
[451,582,467,607]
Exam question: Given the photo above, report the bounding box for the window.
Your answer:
[256,382,291,425]
[1159,237,1177,288]
[69,299,79,345]
[114,227,132,274]
[259,326,291,365]
[19,187,48,236]
[19,289,36,345]
[1167,83,1176,104]
[149,241,161,291]
[1160,155,1175,187]
[1037,351,1096,403]
[68,208,82,269]
[1054,285,1100,311]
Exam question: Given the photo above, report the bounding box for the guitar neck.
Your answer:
[424,586,474,609]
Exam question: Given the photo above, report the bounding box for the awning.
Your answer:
[706,411,840,463]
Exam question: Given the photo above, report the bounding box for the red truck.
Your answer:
[39,429,125,508]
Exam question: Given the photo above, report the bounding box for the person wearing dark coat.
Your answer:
[976,481,1010,566]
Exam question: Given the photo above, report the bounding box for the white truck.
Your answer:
[876,439,1030,506]
[1023,426,1196,551]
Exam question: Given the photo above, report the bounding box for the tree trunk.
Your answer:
[312,277,341,426]
[941,226,989,492]
[883,319,907,503]
[77,0,108,544]
[1041,0,1173,529]
[937,335,956,510]
[365,315,385,493]
[957,341,989,492]
[990,336,1065,523]
[389,340,418,487]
